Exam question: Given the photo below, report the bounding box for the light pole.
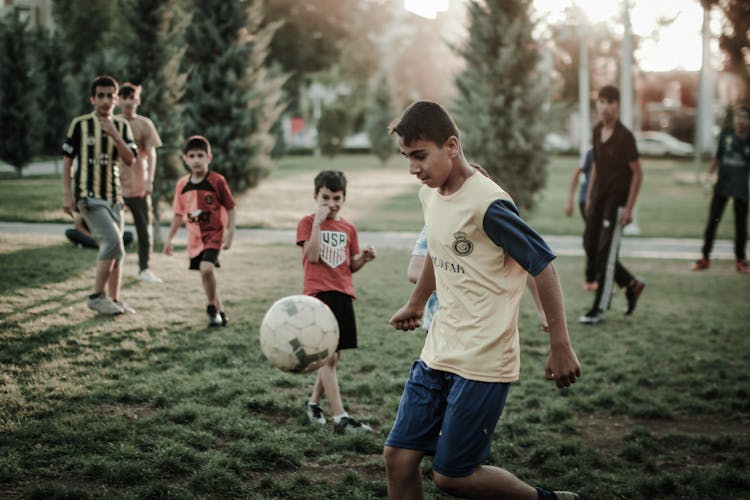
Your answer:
[694,1,715,183]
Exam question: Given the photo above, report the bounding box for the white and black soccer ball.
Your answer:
[259,295,339,373]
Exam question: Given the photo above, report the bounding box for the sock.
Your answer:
[333,412,349,424]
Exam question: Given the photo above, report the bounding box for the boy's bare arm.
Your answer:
[164,214,184,256]
[303,204,329,263]
[533,263,582,388]
[584,161,597,216]
[564,167,582,217]
[407,255,426,284]
[620,159,643,225]
[390,253,435,331]
[98,117,135,167]
[223,208,236,250]
[351,244,376,272]
[62,156,75,215]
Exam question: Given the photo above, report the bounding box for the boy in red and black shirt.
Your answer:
[165,135,236,327]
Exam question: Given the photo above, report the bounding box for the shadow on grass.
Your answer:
[0,243,92,295]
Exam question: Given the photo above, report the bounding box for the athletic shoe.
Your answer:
[583,281,598,291]
[736,260,749,273]
[554,492,580,500]
[625,279,646,315]
[579,308,604,324]
[88,295,123,315]
[207,305,223,327]
[305,402,326,425]
[220,311,228,326]
[691,258,710,271]
[334,416,372,434]
[113,300,136,314]
[138,269,163,283]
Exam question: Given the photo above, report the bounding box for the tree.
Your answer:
[367,76,395,164]
[117,0,191,243]
[0,10,36,175]
[704,0,750,102]
[263,0,359,110]
[51,0,120,115]
[31,27,71,158]
[182,0,287,193]
[452,0,549,211]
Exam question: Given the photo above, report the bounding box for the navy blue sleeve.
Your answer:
[482,199,556,276]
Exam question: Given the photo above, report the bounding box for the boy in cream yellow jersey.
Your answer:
[386,101,581,500]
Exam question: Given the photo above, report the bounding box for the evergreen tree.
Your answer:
[182,0,287,193]
[367,76,395,164]
[117,0,190,243]
[452,0,549,211]
[32,27,73,157]
[0,10,36,175]
[51,0,119,115]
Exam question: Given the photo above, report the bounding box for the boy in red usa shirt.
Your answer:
[165,135,236,327]
[297,170,376,434]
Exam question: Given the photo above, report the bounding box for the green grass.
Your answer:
[0,153,735,239]
[1,233,749,499]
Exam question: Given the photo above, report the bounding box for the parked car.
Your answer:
[635,131,694,157]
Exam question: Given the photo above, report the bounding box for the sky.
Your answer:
[404,0,719,72]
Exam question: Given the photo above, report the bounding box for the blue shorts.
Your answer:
[385,359,510,478]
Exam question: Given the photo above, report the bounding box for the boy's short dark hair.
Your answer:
[735,104,750,117]
[598,85,620,103]
[389,100,460,147]
[183,135,212,156]
[314,170,347,196]
[91,75,119,97]
[119,82,142,99]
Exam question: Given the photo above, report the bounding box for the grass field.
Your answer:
[1,226,749,498]
[0,153,736,239]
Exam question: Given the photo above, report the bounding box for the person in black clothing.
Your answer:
[66,213,133,249]
[579,85,646,324]
[691,105,750,273]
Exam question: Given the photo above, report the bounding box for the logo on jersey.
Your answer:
[320,230,347,268]
[204,194,214,205]
[452,231,473,256]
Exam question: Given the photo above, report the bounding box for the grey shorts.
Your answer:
[77,197,125,261]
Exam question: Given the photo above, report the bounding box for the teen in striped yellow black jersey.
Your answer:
[61,75,137,316]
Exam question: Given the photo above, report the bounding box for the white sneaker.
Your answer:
[88,295,123,315]
[113,300,136,314]
[138,269,162,283]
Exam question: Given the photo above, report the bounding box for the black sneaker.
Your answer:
[625,279,646,315]
[220,311,228,326]
[207,305,222,327]
[305,402,326,425]
[579,308,605,324]
[334,416,372,434]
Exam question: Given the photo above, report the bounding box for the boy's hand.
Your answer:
[564,200,573,217]
[361,245,376,263]
[545,345,581,389]
[223,228,235,250]
[164,241,174,256]
[389,303,423,331]
[62,193,75,215]
[97,116,119,138]
[313,203,330,225]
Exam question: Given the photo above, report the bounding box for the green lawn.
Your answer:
[1,233,748,499]
[0,153,735,240]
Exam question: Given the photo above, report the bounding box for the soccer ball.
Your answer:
[259,295,339,373]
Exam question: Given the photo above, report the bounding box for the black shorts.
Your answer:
[189,249,221,270]
[315,291,357,351]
